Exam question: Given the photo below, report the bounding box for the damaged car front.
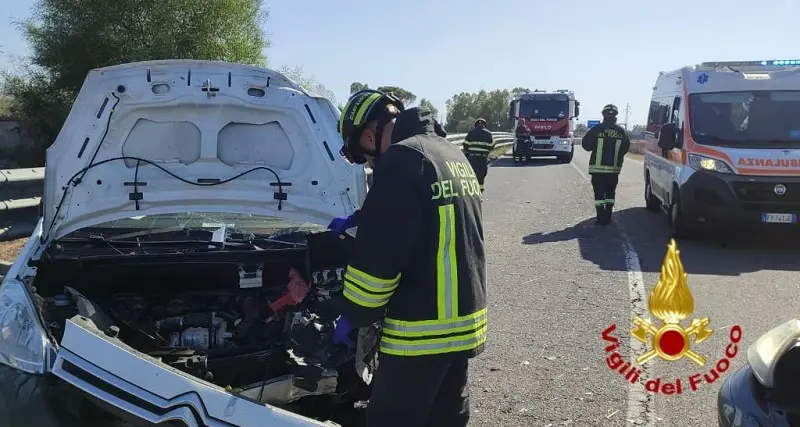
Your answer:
[0,60,375,427]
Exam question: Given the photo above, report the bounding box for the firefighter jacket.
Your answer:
[581,121,630,174]
[463,127,495,157]
[341,107,487,359]
[515,124,530,141]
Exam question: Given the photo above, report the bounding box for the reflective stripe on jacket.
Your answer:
[463,128,495,156]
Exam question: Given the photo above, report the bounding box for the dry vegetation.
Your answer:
[0,238,28,262]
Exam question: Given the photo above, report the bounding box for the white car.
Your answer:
[0,60,373,427]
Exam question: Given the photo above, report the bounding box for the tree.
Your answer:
[0,96,14,119]
[511,87,531,97]
[346,82,417,106]
[375,86,416,105]
[574,123,588,134]
[418,98,439,120]
[444,89,514,133]
[279,65,336,104]
[2,0,270,166]
[628,124,646,140]
[349,82,369,94]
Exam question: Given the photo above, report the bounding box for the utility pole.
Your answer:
[623,103,631,130]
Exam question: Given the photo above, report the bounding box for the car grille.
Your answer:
[732,182,800,203]
[532,144,554,150]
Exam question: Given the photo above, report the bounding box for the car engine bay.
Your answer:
[31,230,375,425]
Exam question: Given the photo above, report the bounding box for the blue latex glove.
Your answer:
[333,315,354,345]
[327,212,358,235]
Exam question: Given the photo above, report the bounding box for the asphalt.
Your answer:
[468,147,800,427]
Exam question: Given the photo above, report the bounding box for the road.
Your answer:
[468,146,800,426]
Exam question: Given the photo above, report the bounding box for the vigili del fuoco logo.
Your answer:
[601,239,743,394]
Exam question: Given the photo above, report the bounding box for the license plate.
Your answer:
[761,213,797,223]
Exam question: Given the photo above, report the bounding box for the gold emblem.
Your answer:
[631,239,713,366]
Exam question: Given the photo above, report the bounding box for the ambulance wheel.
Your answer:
[668,186,694,238]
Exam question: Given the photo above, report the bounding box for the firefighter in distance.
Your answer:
[462,118,495,193]
[581,104,630,225]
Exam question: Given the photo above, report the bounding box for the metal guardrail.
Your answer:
[0,167,44,240]
[365,132,517,183]
[0,167,44,209]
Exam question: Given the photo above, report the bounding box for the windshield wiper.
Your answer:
[697,135,800,148]
[694,134,741,147]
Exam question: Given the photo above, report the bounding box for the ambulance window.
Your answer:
[647,100,670,133]
[671,97,681,124]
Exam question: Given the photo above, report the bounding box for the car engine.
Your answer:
[36,230,375,422]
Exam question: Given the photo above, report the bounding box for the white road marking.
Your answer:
[569,160,655,426]
[570,161,590,182]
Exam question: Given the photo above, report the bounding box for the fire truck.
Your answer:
[508,90,580,164]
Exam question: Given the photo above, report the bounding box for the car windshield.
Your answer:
[519,98,569,121]
[64,212,327,239]
[689,90,800,147]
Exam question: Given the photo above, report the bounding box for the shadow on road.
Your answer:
[491,156,563,169]
[521,217,629,272]
[523,206,800,276]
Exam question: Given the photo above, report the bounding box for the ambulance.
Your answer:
[642,59,800,236]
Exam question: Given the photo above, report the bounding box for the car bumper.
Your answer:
[681,170,800,229]
[44,317,338,427]
[717,364,791,426]
[514,140,573,156]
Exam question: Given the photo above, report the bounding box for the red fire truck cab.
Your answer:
[508,90,580,164]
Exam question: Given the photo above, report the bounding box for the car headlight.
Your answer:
[746,319,800,388]
[0,279,52,373]
[688,153,734,174]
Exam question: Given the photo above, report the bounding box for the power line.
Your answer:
[622,103,631,130]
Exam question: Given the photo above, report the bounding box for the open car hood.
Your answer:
[42,60,365,243]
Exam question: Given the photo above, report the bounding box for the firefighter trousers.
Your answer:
[366,354,470,427]
[467,155,488,193]
[591,173,619,224]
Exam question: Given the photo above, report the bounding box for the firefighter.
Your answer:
[581,104,630,225]
[462,118,495,193]
[333,89,487,427]
[514,117,530,142]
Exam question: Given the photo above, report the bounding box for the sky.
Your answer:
[2,0,799,125]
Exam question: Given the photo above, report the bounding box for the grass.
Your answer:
[0,238,28,262]
[488,143,513,159]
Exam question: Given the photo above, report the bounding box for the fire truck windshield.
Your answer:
[689,90,800,147]
[519,99,570,120]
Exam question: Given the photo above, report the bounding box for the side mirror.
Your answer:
[574,106,580,118]
[657,123,678,150]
